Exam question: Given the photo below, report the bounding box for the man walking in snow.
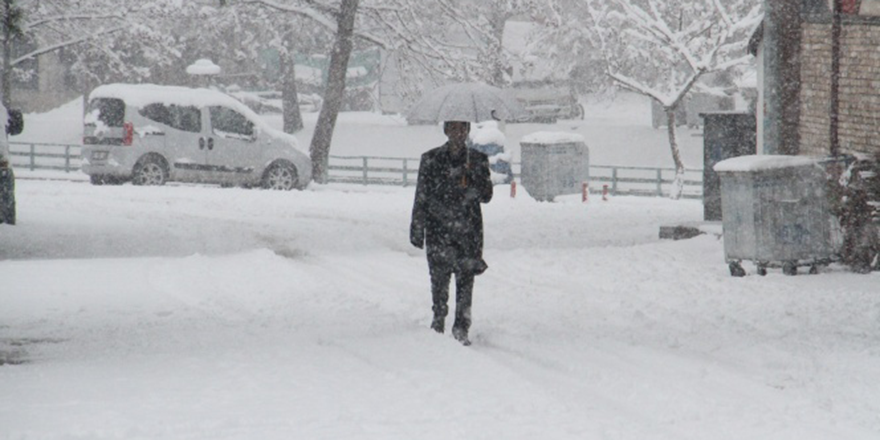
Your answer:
[410,120,493,346]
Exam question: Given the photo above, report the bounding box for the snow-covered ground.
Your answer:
[2,94,880,439]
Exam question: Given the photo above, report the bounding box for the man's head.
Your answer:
[443,121,470,146]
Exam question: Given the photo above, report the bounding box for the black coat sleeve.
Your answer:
[410,153,429,248]
[467,152,493,204]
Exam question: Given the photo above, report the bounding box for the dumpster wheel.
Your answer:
[756,263,768,276]
[728,261,746,277]
[782,261,798,276]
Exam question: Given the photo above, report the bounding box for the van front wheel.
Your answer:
[262,162,298,191]
[132,157,167,186]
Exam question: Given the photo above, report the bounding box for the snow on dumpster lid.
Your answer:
[520,131,586,145]
[713,155,820,173]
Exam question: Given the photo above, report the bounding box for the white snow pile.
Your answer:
[470,120,506,146]
[185,58,221,75]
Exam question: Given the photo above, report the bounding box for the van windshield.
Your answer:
[86,98,125,128]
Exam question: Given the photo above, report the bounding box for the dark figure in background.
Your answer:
[410,121,494,345]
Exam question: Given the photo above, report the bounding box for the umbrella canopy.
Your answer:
[405,82,527,124]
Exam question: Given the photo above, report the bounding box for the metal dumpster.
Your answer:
[519,132,589,202]
[714,155,841,276]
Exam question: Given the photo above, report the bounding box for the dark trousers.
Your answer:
[428,246,474,332]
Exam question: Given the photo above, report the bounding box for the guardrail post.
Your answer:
[29,144,35,171]
[65,145,71,172]
[402,158,408,187]
[362,157,369,185]
[611,167,618,195]
[656,169,663,196]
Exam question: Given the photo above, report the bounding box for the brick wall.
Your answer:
[800,22,880,158]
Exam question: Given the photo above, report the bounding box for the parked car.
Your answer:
[0,105,23,225]
[235,89,322,114]
[82,84,311,190]
[468,121,514,184]
[511,81,584,124]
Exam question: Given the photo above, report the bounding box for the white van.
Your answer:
[82,84,311,190]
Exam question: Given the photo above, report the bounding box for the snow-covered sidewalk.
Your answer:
[2,180,879,439]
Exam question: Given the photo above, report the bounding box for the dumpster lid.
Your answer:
[521,131,586,145]
[713,155,820,173]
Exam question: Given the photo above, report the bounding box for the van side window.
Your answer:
[139,103,202,133]
[209,106,254,140]
[139,103,172,126]
[173,106,202,133]
[87,98,125,128]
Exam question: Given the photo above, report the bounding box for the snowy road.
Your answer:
[2,179,880,439]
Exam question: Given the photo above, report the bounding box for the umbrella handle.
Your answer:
[491,109,500,121]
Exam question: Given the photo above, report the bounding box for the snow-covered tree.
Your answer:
[242,0,520,182]
[174,2,333,134]
[242,0,366,182]
[430,0,539,86]
[0,0,189,107]
[544,0,761,199]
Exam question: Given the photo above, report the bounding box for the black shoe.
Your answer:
[431,316,445,334]
[452,327,471,346]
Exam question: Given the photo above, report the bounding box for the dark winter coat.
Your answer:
[410,142,493,272]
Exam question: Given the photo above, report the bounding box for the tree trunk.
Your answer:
[2,0,12,108]
[281,53,304,134]
[665,107,685,200]
[308,0,359,183]
[487,4,507,87]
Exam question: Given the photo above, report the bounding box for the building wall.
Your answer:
[800,21,880,158]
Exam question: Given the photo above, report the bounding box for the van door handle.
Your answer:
[199,137,206,150]
[207,138,214,150]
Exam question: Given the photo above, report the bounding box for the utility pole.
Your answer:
[763,0,802,155]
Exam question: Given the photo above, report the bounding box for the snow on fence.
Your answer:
[8,142,703,198]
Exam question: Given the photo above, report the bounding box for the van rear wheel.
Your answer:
[262,162,298,191]
[132,157,167,186]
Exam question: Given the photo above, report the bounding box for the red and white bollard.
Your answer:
[510,180,517,198]
[602,184,609,201]
[582,182,589,203]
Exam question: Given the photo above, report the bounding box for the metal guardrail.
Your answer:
[8,142,704,198]
[9,142,82,173]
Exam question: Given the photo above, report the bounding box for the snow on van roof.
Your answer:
[520,131,586,145]
[90,83,299,148]
[713,155,821,173]
[91,84,250,113]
